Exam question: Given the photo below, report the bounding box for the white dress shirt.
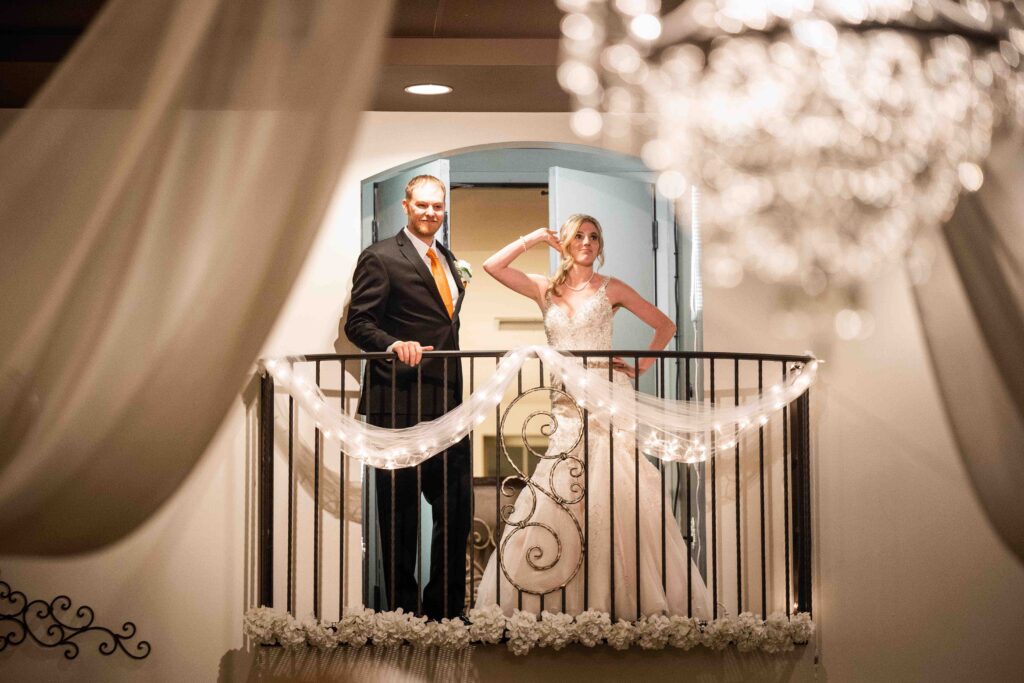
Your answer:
[386,227,459,353]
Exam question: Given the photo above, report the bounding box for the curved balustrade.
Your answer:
[256,349,813,624]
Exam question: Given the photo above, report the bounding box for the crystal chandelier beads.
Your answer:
[558,0,1024,299]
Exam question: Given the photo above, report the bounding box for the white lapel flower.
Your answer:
[455,258,473,288]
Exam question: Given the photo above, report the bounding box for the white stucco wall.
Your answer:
[1,112,1022,682]
[704,268,1024,681]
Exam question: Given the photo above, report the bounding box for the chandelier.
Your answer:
[557,0,1024,335]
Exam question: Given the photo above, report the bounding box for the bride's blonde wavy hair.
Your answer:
[548,213,605,298]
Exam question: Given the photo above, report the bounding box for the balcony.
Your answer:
[249,348,814,654]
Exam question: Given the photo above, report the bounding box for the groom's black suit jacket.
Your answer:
[345,229,465,425]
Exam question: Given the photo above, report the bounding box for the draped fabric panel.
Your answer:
[0,0,394,554]
[911,130,1024,563]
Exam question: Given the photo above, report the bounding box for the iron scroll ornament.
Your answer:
[497,387,586,596]
[0,573,151,660]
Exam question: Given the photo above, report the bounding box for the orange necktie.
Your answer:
[427,248,454,318]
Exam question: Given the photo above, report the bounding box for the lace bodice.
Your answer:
[543,277,613,351]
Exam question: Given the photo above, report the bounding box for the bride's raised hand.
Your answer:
[545,229,561,251]
[526,227,561,252]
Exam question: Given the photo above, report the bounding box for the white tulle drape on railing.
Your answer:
[0,0,394,554]
[262,346,819,468]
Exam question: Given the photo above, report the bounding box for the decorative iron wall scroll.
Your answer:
[0,574,150,660]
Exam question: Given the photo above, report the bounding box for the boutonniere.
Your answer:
[455,259,473,288]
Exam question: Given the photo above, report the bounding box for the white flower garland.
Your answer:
[243,605,814,656]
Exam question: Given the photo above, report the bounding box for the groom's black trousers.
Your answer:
[369,419,472,621]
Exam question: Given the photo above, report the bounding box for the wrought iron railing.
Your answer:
[256,349,813,624]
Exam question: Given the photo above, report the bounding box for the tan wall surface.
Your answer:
[450,186,550,474]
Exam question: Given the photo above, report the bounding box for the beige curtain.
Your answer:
[0,0,394,554]
[911,129,1024,564]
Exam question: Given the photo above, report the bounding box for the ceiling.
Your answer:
[0,0,683,112]
[391,0,566,38]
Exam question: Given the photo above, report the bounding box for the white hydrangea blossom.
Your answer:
[436,617,471,649]
[761,613,795,653]
[790,612,815,644]
[401,613,432,647]
[300,617,337,650]
[667,615,701,650]
[537,611,575,651]
[336,608,374,648]
[636,614,671,650]
[277,614,307,649]
[467,604,507,644]
[506,610,540,655]
[371,608,411,647]
[243,606,287,645]
[700,615,735,651]
[606,620,637,651]
[574,609,612,647]
[733,612,766,653]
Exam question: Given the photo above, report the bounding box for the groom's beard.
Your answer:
[408,217,442,239]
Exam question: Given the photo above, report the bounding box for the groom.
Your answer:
[345,175,471,620]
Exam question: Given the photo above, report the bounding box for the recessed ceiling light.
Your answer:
[404,84,453,95]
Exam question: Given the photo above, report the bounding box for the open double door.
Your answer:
[369,160,678,384]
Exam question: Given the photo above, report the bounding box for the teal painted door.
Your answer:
[548,166,659,394]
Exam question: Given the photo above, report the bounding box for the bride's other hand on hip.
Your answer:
[612,357,637,379]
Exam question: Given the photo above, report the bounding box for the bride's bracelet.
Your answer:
[518,235,528,253]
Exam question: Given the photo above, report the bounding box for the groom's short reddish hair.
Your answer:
[405,174,446,200]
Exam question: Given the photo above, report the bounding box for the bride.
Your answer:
[475,214,713,620]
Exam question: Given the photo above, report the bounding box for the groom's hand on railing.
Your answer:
[392,340,434,366]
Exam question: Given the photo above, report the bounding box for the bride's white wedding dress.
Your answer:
[475,277,713,619]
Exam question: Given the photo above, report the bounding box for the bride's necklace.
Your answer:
[564,270,596,292]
